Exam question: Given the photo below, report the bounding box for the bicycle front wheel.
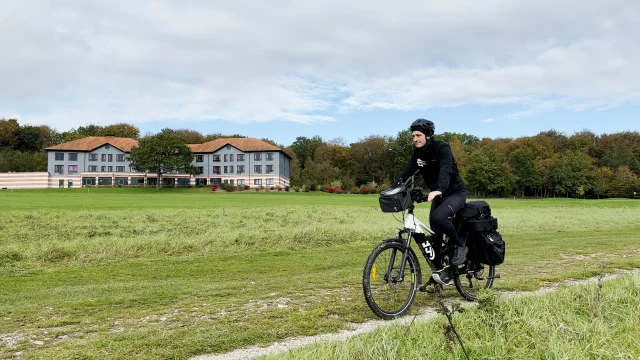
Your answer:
[362,240,422,320]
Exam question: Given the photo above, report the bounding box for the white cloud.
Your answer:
[1,0,639,130]
[483,118,496,123]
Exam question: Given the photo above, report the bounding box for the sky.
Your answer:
[1,1,639,146]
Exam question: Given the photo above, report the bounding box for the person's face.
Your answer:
[412,131,427,148]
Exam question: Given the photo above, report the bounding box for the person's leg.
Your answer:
[429,192,467,285]
[429,192,466,246]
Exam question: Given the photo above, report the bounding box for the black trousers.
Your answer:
[429,192,467,265]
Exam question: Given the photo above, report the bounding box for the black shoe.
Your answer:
[418,277,441,293]
[450,246,468,266]
[431,266,453,285]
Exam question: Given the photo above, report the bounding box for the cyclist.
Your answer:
[394,118,468,288]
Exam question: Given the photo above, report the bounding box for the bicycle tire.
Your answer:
[453,261,495,301]
[362,240,422,320]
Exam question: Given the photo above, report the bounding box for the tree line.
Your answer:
[1,118,639,198]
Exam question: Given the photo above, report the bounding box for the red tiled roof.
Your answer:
[45,136,139,152]
[45,136,288,156]
[188,138,283,153]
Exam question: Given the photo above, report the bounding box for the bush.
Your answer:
[362,188,370,194]
[326,187,335,193]
[211,184,219,191]
[277,186,282,192]
[369,188,377,194]
[244,184,250,190]
[285,186,290,192]
[336,189,343,194]
[350,186,360,194]
[270,186,275,191]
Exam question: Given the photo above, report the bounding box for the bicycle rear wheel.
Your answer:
[362,240,422,320]
[454,261,495,301]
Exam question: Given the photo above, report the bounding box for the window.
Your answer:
[101,154,107,162]
[195,155,204,162]
[224,166,228,174]
[55,152,64,161]
[116,166,125,172]
[224,154,228,162]
[212,166,221,174]
[237,165,245,174]
[230,179,234,185]
[229,166,234,174]
[68,165,78,174]
[116,154,125,162]
[237,154,245,162]
[197,167,204,175]
[254,165,262,174]
[101,166,106,172]
[229,154,234,162]
[54,165,64,174]
[212,155,220,162]
[254,153,262,161]
[266,178,274,186]
[254,179,262,186]
[89,165,98,172]
[108,154,113,162]
[69,153,78,161]
[89,154,98,161]
[266,153,274,161]
[237,179,245,185]
[266,165,274,174]
[108,166,113,172]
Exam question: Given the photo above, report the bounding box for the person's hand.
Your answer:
[427,191,442,202]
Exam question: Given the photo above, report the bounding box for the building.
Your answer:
[0,136,291,189]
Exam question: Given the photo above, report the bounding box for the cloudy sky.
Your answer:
[1,0,639,145]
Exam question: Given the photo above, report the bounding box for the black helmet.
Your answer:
[410,118,435,137]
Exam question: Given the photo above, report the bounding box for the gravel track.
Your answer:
[192,268,640,360]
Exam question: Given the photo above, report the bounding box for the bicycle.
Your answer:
[362,182,501,320]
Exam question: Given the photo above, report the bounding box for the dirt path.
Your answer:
[191,268,640,360]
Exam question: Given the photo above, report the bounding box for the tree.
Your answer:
[509,148,541,197]
[76,125,104,137]
[290,136,323,170]
[593,166,614,199]
[610,166,640,198]
[101,123,140,139]
[128,129,198,190]
[171,129,206,144]
[436,132,480,146]
[0,118,20,148]
[466,146,514,196]
[550,150,595,197]
[16,126,43,152]
[350,135,391,185]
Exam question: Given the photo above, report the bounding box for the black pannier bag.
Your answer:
[458,200,491,219]
[463,217,498,232]
[458,200,505,265]
[465,230,505,265]
[379,187,413,213]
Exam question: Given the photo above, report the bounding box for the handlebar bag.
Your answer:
[378,187,413,213]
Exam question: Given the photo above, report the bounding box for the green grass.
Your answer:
[0,189,639,359]
[264,273,640,359]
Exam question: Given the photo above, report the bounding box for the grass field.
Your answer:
[1,188,639,359]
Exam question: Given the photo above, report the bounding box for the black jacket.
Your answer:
[396,139,465,195]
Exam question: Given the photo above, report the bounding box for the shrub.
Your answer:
[244,184,250,190]
[379,183,391,192]
[270,186,275,191]
[211,184,219,191]
[369,188,377,194]
[362,188,370,194]
[326,187,335,193]
[336,189,343,194]
[277,186,282,192]
[350,186,360,194]
[285,186,290,192]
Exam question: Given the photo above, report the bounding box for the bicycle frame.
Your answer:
[386,205,437,282]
